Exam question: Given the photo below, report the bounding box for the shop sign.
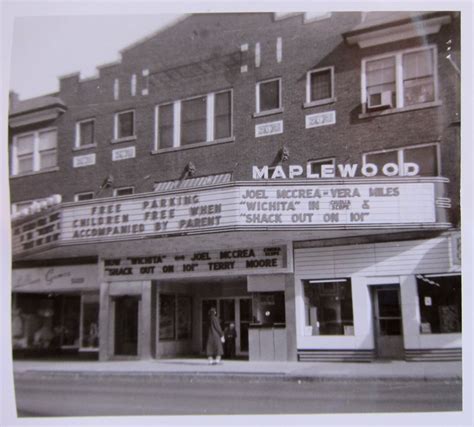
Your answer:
[305,110,336,128]
[239,183,435,225]
[112,146,135,161]
[13,180,446,255]
[61,187,238,242]
[102,246,288,280]
[12,210,61,254]
[73,153,96,168]
[255,120,283,137]
[450,232,461,267]
[12,264,99,292]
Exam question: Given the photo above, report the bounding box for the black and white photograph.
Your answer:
[1,1,472,426]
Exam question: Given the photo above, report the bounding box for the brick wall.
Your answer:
[9,12,460,224]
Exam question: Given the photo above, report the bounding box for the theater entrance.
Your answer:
[201,297,252,357]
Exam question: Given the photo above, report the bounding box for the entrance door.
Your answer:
[114,296,140,356]
[201,298,252,356]
[372,286,404,359]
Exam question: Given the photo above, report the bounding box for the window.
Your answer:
[114,110,135,140]
[363,143,440,176]
[308,158,335,176]
[75,119,95,148]
[113,186,134,197]
[303,279,354,335]
[181,96,207,145]
[155,89,233,150]
[306,67,335,105]
[416,274,461,334]
[362,46,437,112]
[253,292,286,325]
[159,294,192,341]
[12,129,57,175]
[81,294,99,349]
[157,103,174,150]
[256,78,282,114]
[74,192,94,202]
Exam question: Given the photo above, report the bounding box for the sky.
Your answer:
[9,14,183,100]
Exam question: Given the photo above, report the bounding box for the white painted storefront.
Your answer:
[294,232,461,361]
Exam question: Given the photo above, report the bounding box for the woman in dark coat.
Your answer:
[206,308,224,364]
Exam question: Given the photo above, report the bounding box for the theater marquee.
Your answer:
[11,178,451,255]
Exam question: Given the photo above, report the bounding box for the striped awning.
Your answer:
[153,173,232,193]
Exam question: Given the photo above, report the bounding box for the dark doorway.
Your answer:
[372,285,404,359]
[114,296,140,356]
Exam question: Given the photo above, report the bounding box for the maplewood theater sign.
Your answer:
[11,167,451,256]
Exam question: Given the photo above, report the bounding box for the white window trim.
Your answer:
[255,77,283,115]
[308,157,336,169]
[361,45,438,114]
[113,186,135,197]
[74,192,95,202]
[113,109,136,141]
[305,66,335,106]
[75,118,96,149]
[11,127,58,176]
[362,142,441,176]
[154,89,234,151]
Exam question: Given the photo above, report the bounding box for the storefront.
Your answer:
[10,176,457,362]
[11,264,99,359]
[97,245,295,361]
[294,231,462,361]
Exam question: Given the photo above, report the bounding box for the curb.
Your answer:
[13,370,463,383]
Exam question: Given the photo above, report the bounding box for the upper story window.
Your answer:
[308,158,336,176]
[363,143,440,176]
[362,46,438,113]
[114,110,135,140]
[306,67,335,106]
[75,119,95,148]
[155,89,233,151]
[114,186,134,197]
[11,128,57,176]
[256,78,282,114]
[74,192,94,202]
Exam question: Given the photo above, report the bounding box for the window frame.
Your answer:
[361,45,439,115]
[113,109,136,142]
[11,127,58,176]
[305,66,336,107]
[308,157,336,176]
[75,118,96,150]
[113,186,135,197]
[302,278,355,336]
[154,88,234,152]
[362,142,441,177]
[416,273,461,334]
[255,77,283,116]
[74,192,95,202]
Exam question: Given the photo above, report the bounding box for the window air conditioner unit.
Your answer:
[367,90,393,109]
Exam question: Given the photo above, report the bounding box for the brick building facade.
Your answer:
[9,12,461,362]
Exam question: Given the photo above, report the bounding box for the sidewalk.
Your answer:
[13,358,463,382]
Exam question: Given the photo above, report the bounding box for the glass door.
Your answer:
[238,298,252,354]
[372,285,404,359]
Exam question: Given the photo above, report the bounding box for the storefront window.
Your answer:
[159,293,192,341]
[303,279,354,335]
[416,274,461,334]
[12,294,81,350]
[81,295,99,348]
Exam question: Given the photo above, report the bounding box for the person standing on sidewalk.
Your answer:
[223,322,237,359]
[206,308,225,365]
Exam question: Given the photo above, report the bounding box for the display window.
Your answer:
[302,279,354,335]
[80,294,99,349]
[159,293,192,341]
[253,291,285,325]
[416,274,461,334]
